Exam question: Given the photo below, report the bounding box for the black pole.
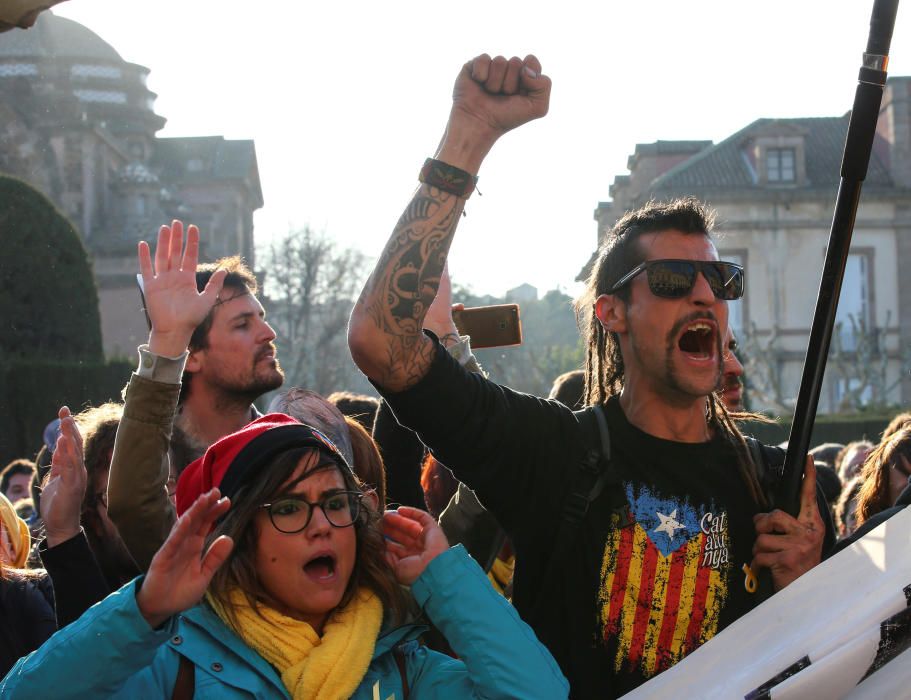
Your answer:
[777,0,900,516]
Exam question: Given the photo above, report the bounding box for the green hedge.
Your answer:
[0,175,103,363]
[0,360,133,465]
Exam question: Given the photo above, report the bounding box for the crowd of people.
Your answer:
[1,54,909,699]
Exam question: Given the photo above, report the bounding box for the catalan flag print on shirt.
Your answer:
[597,483,732,678]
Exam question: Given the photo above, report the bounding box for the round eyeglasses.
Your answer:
[260,491,364,533]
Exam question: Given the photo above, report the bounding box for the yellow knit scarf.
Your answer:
[207,587,383,700]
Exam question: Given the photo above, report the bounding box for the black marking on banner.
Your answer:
[903,583,911,607]
[860,606,911,682]
[744,656,811,700]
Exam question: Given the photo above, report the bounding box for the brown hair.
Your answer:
[344,416,386,508]
[835,476,864,537]
[573,198,767,508]
[855,427,911,527]
[882,412,911,441]
[206,447,409,629]
[181,256,259,403]
[74,403,123,512]
[328,392,380,433]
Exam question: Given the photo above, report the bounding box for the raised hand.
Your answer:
[751,456,825,590]
[135,489,233,629]
[450,54,551,142]
[382,506,450,586]
[41,406,87,547]
[138,220,226,357]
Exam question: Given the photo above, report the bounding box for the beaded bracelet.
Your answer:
[419,158,478,198]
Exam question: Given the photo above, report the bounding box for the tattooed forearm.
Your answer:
[353,185,465,389]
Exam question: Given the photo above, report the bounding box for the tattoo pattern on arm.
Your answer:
[358,185,465,389]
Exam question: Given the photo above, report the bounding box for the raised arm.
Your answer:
[348,54,550,392]
[107,221,224,569]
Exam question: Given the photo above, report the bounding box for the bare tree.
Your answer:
[829,312,911,412]
[740,314,911,415]
[262,226,371,396]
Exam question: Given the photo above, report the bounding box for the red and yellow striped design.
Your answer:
[598,515,726,678]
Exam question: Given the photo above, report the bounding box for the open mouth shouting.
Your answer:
[676,318,719,364]
[303,550,338,583]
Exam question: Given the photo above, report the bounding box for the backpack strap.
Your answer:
[744,436,786,507]
[530,404,618,618]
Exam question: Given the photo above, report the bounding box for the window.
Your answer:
[0,63,38,77]
[71,64,122,80]
[835,253,870,352]
[73,89,127,104]
[766,147,796,182]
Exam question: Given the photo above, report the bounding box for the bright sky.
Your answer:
[55,0,911,298]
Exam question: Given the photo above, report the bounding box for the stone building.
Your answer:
[587,78,911,413]
[0,12,263,357]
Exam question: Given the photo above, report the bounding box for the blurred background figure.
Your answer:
[719,328,744,412]
[0,492,55,677]
[1,459,36,505]
[854,427,911,530]
[835,440,874,483]
[327,391,380,432]
[548,369,585,411]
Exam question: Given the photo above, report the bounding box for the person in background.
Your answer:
[548,370,585,411]
[835,476,864,538]
[853,427,911,530]
[882,412,911,441]
[809,442,844,474]
[2,415,569,699]
[268,388,355,466]
[835,440,874,483]
[718,327,745,412]
[0,492,55,677]
[327,391,380,432]
[1,459,36,505]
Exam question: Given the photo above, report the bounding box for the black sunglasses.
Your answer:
[609,259,744,301]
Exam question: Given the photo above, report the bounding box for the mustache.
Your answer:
[665,311,719,346]
[255,344,277,362]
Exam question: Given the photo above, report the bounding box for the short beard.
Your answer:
[210,354,285,410]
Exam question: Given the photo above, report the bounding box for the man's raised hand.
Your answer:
[137,220,226,357]
[439,54,551,173]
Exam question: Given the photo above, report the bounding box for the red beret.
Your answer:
[175,413,350,516]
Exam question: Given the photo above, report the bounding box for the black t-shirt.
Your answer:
[376,338,814,699]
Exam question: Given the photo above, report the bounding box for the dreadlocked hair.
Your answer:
[574,197,769,510]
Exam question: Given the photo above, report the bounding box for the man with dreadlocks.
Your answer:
[348,53,834,699]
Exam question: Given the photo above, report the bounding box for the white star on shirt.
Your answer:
[654,509,685,539]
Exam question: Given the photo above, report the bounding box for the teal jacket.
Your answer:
[1,546,567,699]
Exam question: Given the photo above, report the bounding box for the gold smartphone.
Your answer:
[452,304,523,349]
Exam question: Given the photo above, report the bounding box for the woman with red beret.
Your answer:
[2,413,567,698]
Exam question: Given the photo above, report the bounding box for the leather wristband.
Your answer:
[419,158,478,198]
